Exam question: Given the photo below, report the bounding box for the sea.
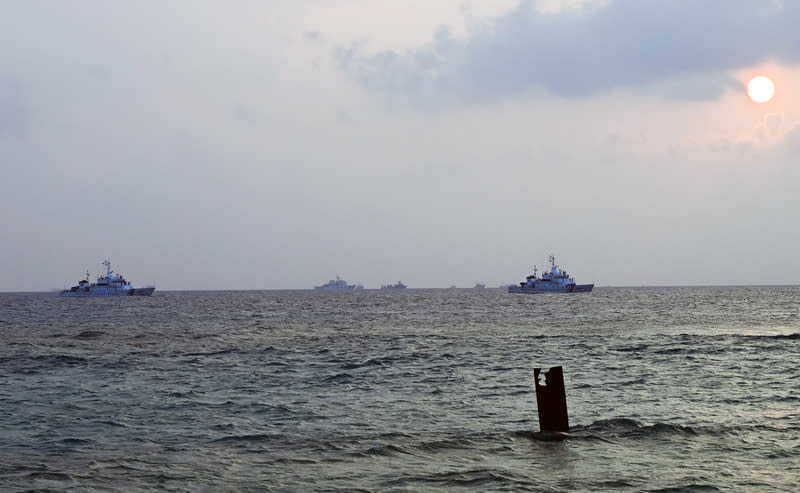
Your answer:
[1,287,798,492]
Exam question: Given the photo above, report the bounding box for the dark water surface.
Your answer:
[1,287,798,491]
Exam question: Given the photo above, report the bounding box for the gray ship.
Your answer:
[314,275,363,291]
[381,281,407,290]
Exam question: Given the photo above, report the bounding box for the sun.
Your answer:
[747,76,775,103]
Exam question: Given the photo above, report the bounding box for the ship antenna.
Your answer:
[103,259,113,276]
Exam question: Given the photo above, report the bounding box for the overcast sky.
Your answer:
[3,0,800,291]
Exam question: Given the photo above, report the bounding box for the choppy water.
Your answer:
[1,287,799,491]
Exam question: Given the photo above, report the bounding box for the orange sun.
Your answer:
[747,76,775,103]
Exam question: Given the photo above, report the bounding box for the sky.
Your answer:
[3,0,800,291]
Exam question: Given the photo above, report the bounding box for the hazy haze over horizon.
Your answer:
[3,0,800,291]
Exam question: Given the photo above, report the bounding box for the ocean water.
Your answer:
[1,287,798,492]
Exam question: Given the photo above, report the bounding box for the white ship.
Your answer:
[508,255,593,294]
[314,275,363,291]
[60,260,155,297]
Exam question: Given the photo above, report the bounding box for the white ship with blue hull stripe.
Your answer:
[60,260,155,297]
[508,255,593,294]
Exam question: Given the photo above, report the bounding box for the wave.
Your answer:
[323,372,353,383]
[271,456,318,464]
[180,345,293,359]
[61,437,93,445]
[96,419,130,428]
[358,442,421,457]
[341,357,389,370]
[399,467,534,490]
[73,330,106,339]
[614,344,650,352]
[211,433,283,444]
[509,418,706,442]
[183,349,240,357]
[563,418,800,441]
[1,352,90,371]
[22,471,77,482]
[644,483,722,492]
[743,332,800,340]
[335,350,455,370]
[576,418,698,437]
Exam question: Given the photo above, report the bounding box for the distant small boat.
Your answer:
[314,275,363,291]
[381,281,407,290]
[508,255,593,294]
[60,260,155,297]
[473,283,486,289]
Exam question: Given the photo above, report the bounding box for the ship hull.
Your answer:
[508,284,593,294]
[59,287,155,297]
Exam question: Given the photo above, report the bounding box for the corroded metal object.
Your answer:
[534,366,569,433]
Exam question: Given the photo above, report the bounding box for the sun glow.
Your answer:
[747,76,775,103]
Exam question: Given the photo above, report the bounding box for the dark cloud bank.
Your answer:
[337,0,799,105]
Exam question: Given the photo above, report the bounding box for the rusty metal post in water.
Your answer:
[533,366,569,433]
